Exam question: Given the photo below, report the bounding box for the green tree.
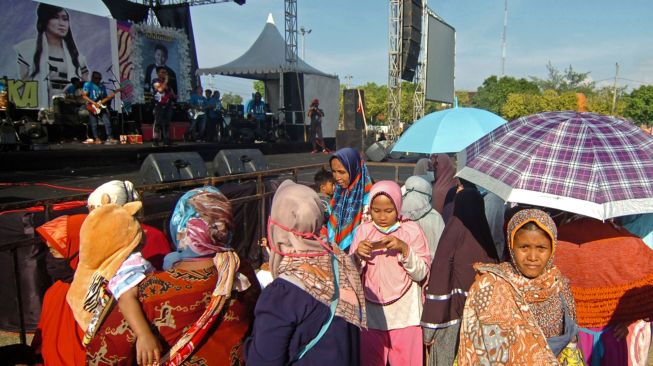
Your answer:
[472,75,540,116]
[221,92,242,108]
[501,93,541,120]
[253,80,265,98]
[624,85,653,126]
[355,82,388,125]
[530,62,594,94]
[455,91,473,107]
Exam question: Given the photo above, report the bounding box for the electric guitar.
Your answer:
[86,88,122,116]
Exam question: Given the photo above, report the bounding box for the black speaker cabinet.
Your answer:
[213,149,268,176]
[343,89,366,130]
[140,152,208,184]
[336,130,375,152]
[401,0,423,81]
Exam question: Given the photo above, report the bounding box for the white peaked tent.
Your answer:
[197,14,340,138]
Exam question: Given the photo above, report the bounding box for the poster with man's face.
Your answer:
[142,35,180,95]
[0,0,115,108]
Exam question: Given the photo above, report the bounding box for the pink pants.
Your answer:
[361,326,422,366]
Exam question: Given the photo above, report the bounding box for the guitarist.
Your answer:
[82,71,118,144]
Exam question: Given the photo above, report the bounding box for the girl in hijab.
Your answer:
[84,187,259,365]
[351,180,431,366]
[401,175,445,259]
[245,180,366,365]
[430,154,458,220]
[328,147,373,252]
[457,209,582,365]
[14,4,88,104]
[421,187,500,366]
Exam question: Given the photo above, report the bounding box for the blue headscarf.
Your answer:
[163,186,233,270]
[327,148,372,251]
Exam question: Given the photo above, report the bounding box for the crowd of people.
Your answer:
[18,147,653,365]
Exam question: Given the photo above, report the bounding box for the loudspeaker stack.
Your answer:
[401,0,423,81]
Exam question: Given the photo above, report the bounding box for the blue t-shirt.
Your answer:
[83,81,107,102]
[245,99,267,122]
[207,96,222,118]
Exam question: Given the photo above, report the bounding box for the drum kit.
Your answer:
[224,105,288,143]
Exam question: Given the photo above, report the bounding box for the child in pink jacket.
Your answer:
[351,180,431,366]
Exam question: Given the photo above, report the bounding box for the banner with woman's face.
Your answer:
[0,0,116,108]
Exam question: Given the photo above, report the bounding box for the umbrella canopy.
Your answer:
[457,111,653,220]
[392,107,506,154]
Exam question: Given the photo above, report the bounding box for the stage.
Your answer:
[0,139,317,172]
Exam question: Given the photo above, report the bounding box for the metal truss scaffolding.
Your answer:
[412,1,427,121]
[284,0,298,69]
[387,0,402,138]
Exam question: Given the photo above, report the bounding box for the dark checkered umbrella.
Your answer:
[457,111,653,220]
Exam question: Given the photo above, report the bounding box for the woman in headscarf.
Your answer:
[328,147,373,252]
[401,175,445,259]
[413,158,435,182]
[457,209,582,365]
[31,180,170,365]
[84,187,259,365]
[33,213,87,365]
[245,180,366,365]
[430,154,458,219]
[421,187,500,366]
[351,180,431,366]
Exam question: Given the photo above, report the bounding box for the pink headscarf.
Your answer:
[369,180,403,219]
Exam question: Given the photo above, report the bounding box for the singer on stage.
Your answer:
[151,67,176,146]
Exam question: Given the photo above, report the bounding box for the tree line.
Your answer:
[347,62,653,127]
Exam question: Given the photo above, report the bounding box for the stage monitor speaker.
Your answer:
[401,0,422,81]
[365,141,393,162]
[140,152,208,184]
[336,130,375,152]
[343,89,366,130]
[213,149,268,176]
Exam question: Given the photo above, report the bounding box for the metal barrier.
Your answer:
[0,160,416,344]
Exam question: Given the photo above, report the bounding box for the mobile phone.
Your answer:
[370,240,386,250]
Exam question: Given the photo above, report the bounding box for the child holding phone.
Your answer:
[351,180,431,366]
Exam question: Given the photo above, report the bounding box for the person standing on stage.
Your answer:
[82,71,117,145]
[151,67,175,147]
[308,98,328,153]
[206,89,223,142]
[188,86,207,142]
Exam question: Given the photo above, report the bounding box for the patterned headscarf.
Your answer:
[474,208,575,338]
[269,180,366,328]
[163,186,233,270]
[327,148,373,251]
[506,208,557,272]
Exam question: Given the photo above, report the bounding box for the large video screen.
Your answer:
[425,14,455,104]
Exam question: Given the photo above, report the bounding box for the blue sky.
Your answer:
[42,0,653,100]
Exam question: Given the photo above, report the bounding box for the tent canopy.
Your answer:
[197,14,334,80]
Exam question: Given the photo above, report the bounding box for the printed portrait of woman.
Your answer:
[13,3,89,105]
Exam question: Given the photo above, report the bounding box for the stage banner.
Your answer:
[0,0,118,109]
[117,21,135,113]
[131,24,191,104]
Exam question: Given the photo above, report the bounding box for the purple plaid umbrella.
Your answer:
[457,111,653,220]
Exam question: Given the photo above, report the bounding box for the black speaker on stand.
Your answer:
[401,0,423,81]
